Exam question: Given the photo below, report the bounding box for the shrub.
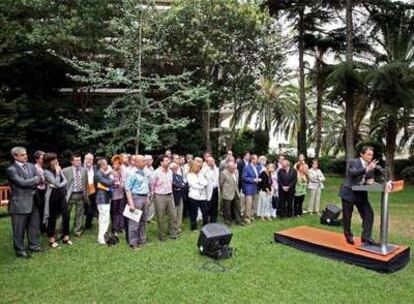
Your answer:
[400,166,414,184]
[394,158,414,179]
[318,156,346,175]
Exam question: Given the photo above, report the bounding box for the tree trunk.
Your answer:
[297,7,307,157]
[135,5,143,155]
[315,50,324,160]
[345,0,355,173]
[135,110,141,155]
[385,117,397,179]
[202,100,212,153]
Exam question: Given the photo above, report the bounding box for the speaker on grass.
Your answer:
[320,204,343,226]
[197,223,233,260]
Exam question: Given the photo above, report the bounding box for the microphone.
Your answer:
[375,165,390,179]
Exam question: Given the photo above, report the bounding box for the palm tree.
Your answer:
[234,80,313,147]
[365,1,414,177]
[320,102,371,156]
[266,0,320,156]
[367,63,414,177]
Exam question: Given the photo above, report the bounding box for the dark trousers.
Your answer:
[294,195,305,216]
[188,198,209,230]
[342,199,374,240]
[11,204,41,253]
[223,196,241,225]
[208,187,219,223]
[47,189,70,238]
[85,193,97,229]
[277,192,294,218]
[182,186,189,218]
[111,198,125,233]
[35,189,46,234]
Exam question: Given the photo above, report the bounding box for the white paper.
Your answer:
[123,205,143,223]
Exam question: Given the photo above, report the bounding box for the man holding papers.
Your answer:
[125,155,150,250]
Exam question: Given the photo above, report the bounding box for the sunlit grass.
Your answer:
[0,177,413,303]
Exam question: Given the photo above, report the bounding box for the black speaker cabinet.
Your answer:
[197,223,233,259]
[320,204,342,226]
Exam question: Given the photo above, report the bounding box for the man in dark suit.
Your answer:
[277,159,297,218]
[237,151,250,192]
[339,146,379,245]
[6,147,43,258]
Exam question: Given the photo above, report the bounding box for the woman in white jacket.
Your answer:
[187,162,209,231]
[307,159,326,214]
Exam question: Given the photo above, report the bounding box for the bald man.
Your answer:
[125,155,150,249]
[84,153,97,230]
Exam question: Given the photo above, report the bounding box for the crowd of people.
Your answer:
[5,146,326,258]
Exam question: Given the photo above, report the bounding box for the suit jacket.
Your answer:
[6,162,39,214]
[43,169,68,224]
[277,167,297,195]
[339,158,374,203]
[258,171,272,192]
[172,174,186,205]
[94,170,113,205]
[63,166,88,203]
[220,169,240,201]
[237,160,249,191]
[242,163,259,196]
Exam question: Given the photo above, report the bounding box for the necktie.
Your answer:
[22,164,29,176]
[75,168,82,191]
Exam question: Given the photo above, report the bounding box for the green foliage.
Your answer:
[64,0,209,154]
[394,158,414,179]
[401,166,414,184]
[231,128,269,157]
[318,156,346,175]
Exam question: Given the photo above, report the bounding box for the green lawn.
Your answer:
[0,177,413,304]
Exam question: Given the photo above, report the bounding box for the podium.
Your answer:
[352,180,404,255]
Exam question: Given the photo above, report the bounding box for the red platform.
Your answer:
[274,226,410,273]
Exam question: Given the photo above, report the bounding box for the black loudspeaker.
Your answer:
[197,223,233,260]
[320,204,343,226]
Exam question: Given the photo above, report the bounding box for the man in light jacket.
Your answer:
[63,154,89,237]
[220,160,242,226]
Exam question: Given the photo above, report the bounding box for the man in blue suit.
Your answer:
[242,154,260,224]
[237,151,250,191]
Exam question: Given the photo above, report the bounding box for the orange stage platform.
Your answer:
[274,226,410,273]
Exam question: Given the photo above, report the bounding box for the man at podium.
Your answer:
[339,146,380,246]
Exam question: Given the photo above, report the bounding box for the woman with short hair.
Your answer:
[257,164,274,221]
[110,155,125,235]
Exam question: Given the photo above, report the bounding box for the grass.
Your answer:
[0,177,413,304]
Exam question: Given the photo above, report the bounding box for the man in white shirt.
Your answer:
[144,155,155,221]
[203,156,220,223]
[84,153,96,230]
